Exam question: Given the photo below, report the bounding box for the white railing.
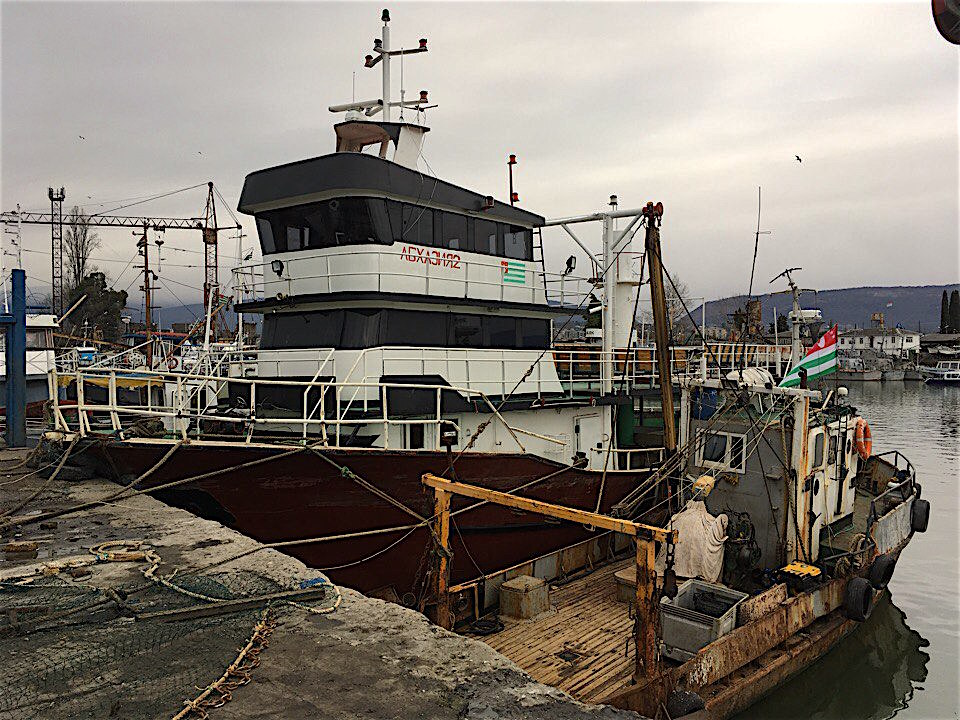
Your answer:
[49,366,537,454]
[590,446,666,471]
[230,248,596,309]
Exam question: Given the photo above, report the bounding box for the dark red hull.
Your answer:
[84,441,647,600]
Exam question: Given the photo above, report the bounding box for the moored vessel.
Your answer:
[36,12,932,718]
[921,359,960,384]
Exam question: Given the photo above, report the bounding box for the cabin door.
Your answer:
[805,428,827,561]
[574,414,602,463]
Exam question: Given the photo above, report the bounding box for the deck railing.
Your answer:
[230,248,596,309]
[49,366,543,454]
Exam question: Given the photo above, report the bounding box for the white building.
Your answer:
[838,327,920,358]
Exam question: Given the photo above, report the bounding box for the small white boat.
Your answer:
[921,359,960,385]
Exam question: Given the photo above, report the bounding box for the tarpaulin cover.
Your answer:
[656,500,728,583]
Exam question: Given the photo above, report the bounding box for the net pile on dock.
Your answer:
[0,569,323,720]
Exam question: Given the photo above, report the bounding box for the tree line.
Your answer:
[60,207,128,344]
[939,290,960,334]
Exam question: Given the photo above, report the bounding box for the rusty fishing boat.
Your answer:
[41,11,929,717]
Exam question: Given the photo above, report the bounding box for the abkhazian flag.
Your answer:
[779,324,839,388]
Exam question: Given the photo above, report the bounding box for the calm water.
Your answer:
[739,382,960,720]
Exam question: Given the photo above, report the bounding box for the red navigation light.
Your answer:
[419,38,428,49]
[508,154,517,165]
[654,202,664,216]
[511,192,519,203]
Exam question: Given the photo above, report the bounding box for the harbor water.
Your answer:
[738,381,960,720]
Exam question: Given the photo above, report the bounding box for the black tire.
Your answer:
[844,577,874,622]
[666,689,706,718]
[911,498,930,533]
[868,553,896,590]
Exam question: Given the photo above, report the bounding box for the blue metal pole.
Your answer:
[3,269,27,447]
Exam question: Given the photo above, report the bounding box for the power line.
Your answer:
[90,182,208,217]
[19,246,201,269]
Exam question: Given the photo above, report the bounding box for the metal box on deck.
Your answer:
[500,575,549,620]
[659,579,748,662]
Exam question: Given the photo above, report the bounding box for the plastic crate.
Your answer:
[659,579,749,662]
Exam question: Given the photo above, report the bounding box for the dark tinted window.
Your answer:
[519,318,550,348]
[475,219,498,255]
[257,197,394,254]
[256,218,276,254]
[486,315,516,346]
[450,314,482,345]
[256,197,536,262]
[441,212,469,251]
[261,309,549,351]
[401,205,434,246]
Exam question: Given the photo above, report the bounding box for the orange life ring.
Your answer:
[166,356,179,371]
[854,418,872,460]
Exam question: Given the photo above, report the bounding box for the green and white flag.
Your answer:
[779,324,838,387]
[501,260,526,285]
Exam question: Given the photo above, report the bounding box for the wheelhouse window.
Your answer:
[504,226,532,260]
[255,196,536,261]
[256,197,394,253]
[475,219,498,255]
[261,308,550,351]
[440,212,469,251]
[696,430,747,473]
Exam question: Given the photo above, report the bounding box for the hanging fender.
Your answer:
[854,418,872,460]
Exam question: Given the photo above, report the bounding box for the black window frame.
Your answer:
[255,197,535,262]
[260,308,550,351]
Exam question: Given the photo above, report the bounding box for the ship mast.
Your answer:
[772,267,804,366]
[328,9,430,121]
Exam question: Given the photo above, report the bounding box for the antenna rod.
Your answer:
[508,154,517,205]
[381,9,391,122]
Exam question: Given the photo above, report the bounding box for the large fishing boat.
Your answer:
[48,11,683,606]
[40,12,930,718]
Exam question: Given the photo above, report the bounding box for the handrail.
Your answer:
[230,247,597,307]
[54,367,538,454]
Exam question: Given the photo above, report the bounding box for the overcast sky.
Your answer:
[1,1,957,318]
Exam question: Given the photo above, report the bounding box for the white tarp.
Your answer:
[656,500,728,583]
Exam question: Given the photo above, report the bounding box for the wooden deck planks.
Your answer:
[479,559,636,703]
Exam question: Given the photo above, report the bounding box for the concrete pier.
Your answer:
[0,448,639,720]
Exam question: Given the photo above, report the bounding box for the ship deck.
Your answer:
[479,490,880,706]
[480,558,636,704]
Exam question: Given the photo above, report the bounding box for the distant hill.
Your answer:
[128,303,248,330]
[144,284,959,334]
[693,284,959,332]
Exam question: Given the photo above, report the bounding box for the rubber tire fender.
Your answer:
[844,577,874,622]
[911,498,930,533]
[666,689,706,718]
[867,553,896,590]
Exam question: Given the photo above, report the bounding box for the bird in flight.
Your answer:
[795,155,802,163]
[78,135,85,140]
[243,250,254,261]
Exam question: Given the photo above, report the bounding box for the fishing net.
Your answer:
[0,568,327,720]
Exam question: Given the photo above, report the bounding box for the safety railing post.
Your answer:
[108,372,120,431]
[435,387,442,450]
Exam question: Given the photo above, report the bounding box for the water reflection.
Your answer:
[737,595,929,720]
